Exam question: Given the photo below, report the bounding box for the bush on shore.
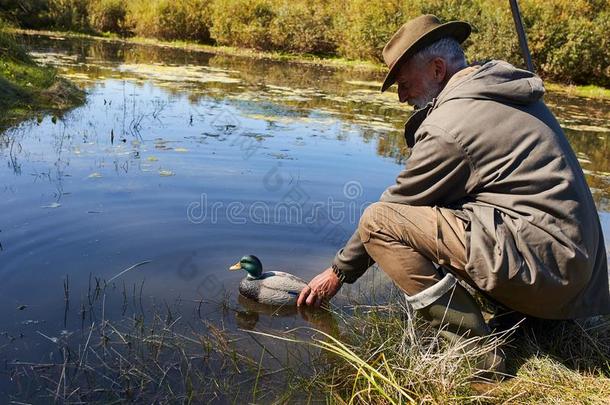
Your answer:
[209,0,275,50]
[88,0,126,34]
[330,0,407,62]
[1,0,609,86]
[46,0,90,32]
[268,0,335,54]
[126,0,211,42]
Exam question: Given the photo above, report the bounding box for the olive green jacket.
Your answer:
[333,60,609,319]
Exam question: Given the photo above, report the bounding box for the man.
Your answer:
[297,14,610,371]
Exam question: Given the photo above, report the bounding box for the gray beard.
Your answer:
[411,81,443,110]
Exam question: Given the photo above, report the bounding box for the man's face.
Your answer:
[395,57,445,109]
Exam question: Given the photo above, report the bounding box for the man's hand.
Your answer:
[297,267,342,308]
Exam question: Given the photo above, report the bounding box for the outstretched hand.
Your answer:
[297,267,342,308]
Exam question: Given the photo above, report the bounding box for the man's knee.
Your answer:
[358,202,439,248]
[358,202,392,242]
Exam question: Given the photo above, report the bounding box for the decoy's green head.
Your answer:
[229,255,263,279]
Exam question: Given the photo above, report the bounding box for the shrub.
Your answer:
[268,0,335,54]
[0,0,52,29]
[88,0,126,34]
[419,0,520,66]
[46,0,90,32]
[330,0,408,62]
[521,0,610,86]
[179,0,213,43]
[126,0,212,43]
[209,0,276,50]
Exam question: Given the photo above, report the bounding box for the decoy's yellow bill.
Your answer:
[229,262,241,271]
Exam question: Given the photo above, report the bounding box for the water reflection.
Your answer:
[15,34,609,199]
[236,294,340,336]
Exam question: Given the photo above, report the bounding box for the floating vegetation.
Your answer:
[117,63,241,85]
[21,320,42,325]
[268,152,294,160]
[345,80,383,88]
[565,124,610,133]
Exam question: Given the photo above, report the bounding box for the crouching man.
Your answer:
[297,15,610,374]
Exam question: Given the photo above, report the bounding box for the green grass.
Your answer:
[0,24,85,129]
[312,299,610,404]
[545,83,610,100]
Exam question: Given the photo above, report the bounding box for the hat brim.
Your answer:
[380,21,471,93]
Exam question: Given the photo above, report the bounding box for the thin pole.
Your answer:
[509,0,534,72]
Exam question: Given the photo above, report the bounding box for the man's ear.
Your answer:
[431,57,447,83]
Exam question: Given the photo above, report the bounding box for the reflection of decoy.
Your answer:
[236,294,297,330]
[229,255,307,306]
[238,293,298,316]
[236,294,341,336]
[235,308,259,330]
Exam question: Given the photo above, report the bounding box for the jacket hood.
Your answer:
[435,60,545,107]
[403,60,545,147]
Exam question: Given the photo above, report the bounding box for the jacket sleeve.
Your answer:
[332,125,473,284]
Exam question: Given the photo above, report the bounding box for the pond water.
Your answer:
[1,34,609,401]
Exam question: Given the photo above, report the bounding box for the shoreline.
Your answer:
[13,28,610,101]
[0,27,85,130]
[0,69,85,130]
[12,28,383,72]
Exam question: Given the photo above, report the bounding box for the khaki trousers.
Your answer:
[358,202,472,296]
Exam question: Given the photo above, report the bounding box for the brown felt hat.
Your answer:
[380,14,471,92]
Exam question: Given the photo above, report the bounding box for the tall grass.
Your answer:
[250,311,511,403]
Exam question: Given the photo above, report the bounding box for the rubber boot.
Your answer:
[405,273,506,379]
